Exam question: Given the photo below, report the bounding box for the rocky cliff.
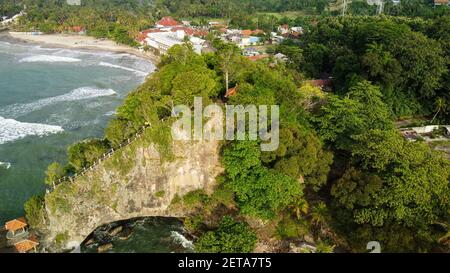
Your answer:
[38,130,222,252]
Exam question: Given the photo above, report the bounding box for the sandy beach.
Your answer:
[6,32,159,63]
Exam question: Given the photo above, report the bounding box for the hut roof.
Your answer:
[14,235,39,253]
[5,217,27,232]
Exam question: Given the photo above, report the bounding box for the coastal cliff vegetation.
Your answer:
[7,0,448,252]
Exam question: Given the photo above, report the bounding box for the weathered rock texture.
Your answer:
[39,135,222,251]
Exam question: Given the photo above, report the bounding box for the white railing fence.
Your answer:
[47,125,149,193]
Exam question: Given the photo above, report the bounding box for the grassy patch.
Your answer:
[276,217,310,239]
[55,231,69,246]
[155,190,165,198]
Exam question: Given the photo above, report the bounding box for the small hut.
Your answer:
[225,86,238,98]
[5,217,27,236]
[14,235,39,253]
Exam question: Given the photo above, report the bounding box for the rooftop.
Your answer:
[156,16,180,27]
[14,235,39,253]
[5,217,27,232]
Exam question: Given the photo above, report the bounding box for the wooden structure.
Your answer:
[5,217,27,235]
[225,86,238,98]
[14,235,39,253]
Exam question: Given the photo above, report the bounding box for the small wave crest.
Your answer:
[0,116,64,145]
[170,231,194,250]
[0,161,11,169]
[0,87,117,118]
[99,62,148,76]
[19,55,82,63]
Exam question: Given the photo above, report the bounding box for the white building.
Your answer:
[67,0,81,5]
[291,26,303,34]
[1,11,24,26]
[145,30,205,55]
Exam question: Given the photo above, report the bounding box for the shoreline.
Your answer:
[3,32,160,64]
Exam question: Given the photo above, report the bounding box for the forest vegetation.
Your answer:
[10,0,450,252]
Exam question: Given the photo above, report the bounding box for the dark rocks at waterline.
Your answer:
[81,217,192,253]
[118,227,133,241]
[97,243,113,253]
[84,238,95,247]
[108,226,123,237]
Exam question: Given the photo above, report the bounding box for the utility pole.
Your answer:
[377,1,385,15]
[342,0,348,16]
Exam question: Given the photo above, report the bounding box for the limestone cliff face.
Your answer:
[39,134,222,251]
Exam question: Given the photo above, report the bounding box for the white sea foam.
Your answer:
[170,231,194,250]
[0,161,11,169]
[99,62,148,76]
[0,87,117,118]
[19,55,82,63]
[0,116,64,145]
[105,111,116,116]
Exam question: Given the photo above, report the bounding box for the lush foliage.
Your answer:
[194,216,257,253]
[280,16,449,119]
[24,195,45,229]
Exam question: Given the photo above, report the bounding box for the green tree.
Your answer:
[44,162,65,187]
[194,216,257,253]
[261,124,333,191]
[24,195,45,229]
[222,141,305,219]
[333,129,450,228]
[314,81,394,150]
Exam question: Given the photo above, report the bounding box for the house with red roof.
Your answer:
[137,28,165,44]
[434,0,450,6]
[278,24,289,35]
[246,54,270,62]
[241,29,253,37]
[65,25,85,35]
[155,16,182,29]
[225,86,238,98]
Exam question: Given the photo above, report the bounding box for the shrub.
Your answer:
[24,195,45,229]
[194,216,257,253]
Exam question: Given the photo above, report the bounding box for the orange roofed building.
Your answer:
[225,86,238,98]
[246,54,270,62]
[156,16,182,28]
[434,0,449,5]
[241,29,252,37]
[5,217,27,235]
[14,235,39,253]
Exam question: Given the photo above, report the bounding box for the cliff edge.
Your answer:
[38,129,222,252]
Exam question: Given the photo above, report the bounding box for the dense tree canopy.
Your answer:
[280,16,449,118]
[194,216,257,253]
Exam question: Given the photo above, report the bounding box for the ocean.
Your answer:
[0,38,156,224]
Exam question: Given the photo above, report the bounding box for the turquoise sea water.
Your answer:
[0,39,156,224]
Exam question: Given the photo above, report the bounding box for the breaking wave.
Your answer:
[0,161,11,169]
[170,231,194,250]
[99,62,148,76]
[0,87,117,118]
[0,116,64,145]
[19,55,82,63]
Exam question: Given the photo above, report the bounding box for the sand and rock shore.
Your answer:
[3,32,159,63]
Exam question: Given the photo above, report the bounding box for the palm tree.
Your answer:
[310,202,328,228]
[431,97,447,124]
[218,44,239,92]
[316,240,336,253]
[291,198,309,219]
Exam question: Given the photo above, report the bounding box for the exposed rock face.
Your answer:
[39,137,222,252]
